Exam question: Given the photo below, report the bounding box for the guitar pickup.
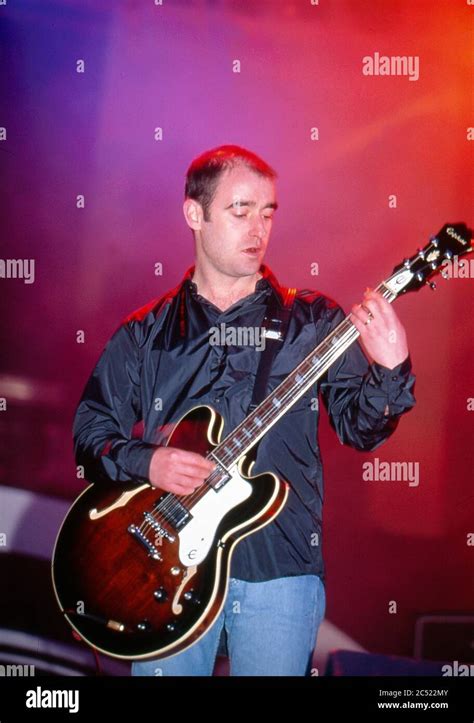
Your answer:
[143,512,176,542]
[153,495,192,531]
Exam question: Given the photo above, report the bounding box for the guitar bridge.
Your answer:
[127,524,162,560]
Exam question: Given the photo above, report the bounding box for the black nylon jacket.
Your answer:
[73,263,416,582]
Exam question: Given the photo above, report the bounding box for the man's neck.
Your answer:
[191,267,263,312]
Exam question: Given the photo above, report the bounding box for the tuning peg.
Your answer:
[426,281,436,290]
[418,249,425,259]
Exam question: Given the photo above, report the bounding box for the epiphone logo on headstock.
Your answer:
[446,227,467,246]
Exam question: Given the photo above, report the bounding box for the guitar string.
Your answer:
[139,283,395,540]
[149,281,392,521]
[133,232,467,543]
[144,242,458,540]
[137,321,359,542]
[139,320,362,539]
[139,283,395,541]
[139,284,395,543]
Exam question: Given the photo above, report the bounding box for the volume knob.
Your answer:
[136,620,152,632]
[154,587,168,602]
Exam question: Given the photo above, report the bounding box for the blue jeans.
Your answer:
[131,574,325,676]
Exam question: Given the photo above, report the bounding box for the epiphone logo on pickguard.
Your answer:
[447,227,467,245]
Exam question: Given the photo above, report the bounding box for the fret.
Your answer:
[209,277,402,469]
[377,281,397,301]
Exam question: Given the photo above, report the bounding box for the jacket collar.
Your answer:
[181,263,288,307]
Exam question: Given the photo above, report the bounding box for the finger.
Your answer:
[168,475,207,494]
[175,481,205,494]
[167,483,202,496]
[363,290,391,315]
[359,298,378,318]
[350,312,370,336]
[170,449,216,471]
[149,477,198,494]
[351,303,372,325]
[174,462,215,480]
[351,309,378,337]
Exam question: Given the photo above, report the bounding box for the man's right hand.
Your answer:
[148,446,216,495]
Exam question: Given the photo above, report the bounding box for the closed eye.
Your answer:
[233,214,273,220]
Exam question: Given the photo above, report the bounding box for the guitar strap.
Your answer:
[247,285,297,414]
[221,284,296,659]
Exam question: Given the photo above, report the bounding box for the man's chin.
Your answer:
[214,255,264,279]
[236,253,264,273]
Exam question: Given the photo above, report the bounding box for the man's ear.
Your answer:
[183,198,203,232]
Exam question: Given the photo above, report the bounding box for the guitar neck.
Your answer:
[210,280,397,471]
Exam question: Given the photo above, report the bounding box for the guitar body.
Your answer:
[52,404,289,660]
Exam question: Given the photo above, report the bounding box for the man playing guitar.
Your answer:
[72,144,416,675]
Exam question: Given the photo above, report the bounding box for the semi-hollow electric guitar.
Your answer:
[52,223,472,660]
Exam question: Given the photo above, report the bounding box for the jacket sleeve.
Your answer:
[73,320,156,485]
[318,302,416,451]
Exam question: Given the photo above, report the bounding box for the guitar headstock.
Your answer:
[384,223,473,296]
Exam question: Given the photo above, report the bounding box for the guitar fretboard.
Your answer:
[209,281,396,471]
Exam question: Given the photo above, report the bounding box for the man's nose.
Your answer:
[249,215,266,239]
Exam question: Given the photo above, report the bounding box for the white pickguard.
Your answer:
[178,465,252,566]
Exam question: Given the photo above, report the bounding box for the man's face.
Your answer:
[192,164,277,279]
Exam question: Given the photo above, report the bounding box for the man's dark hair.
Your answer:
[184,144,277,222]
